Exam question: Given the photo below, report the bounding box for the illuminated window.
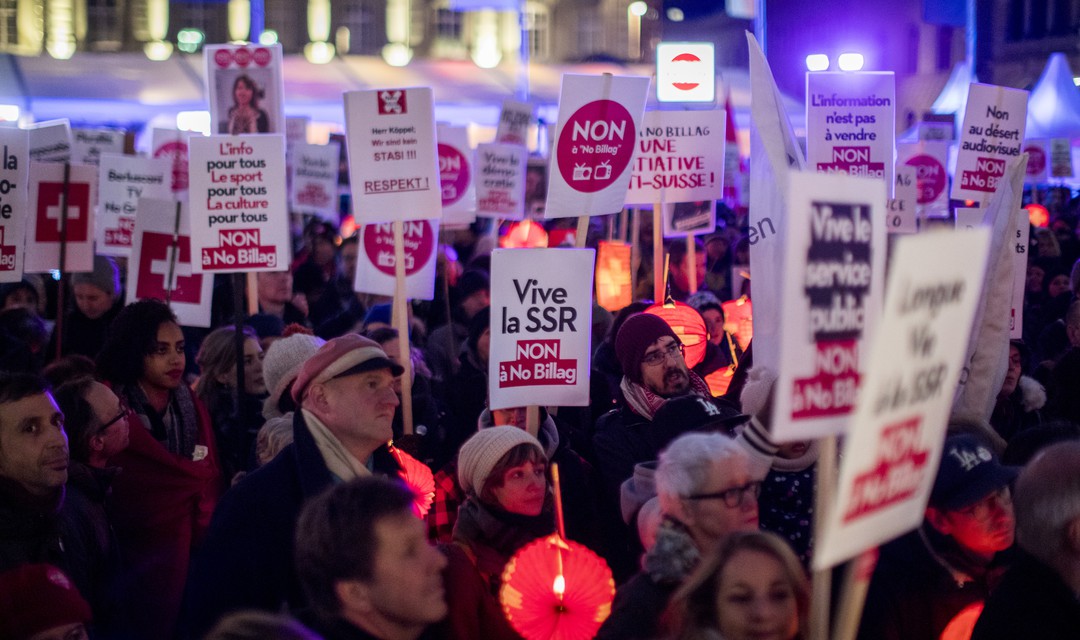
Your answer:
[524,2,549,60]
[0,0,17,49]
[339,0,379,54]
[87,0,122,50]
[577,5,602,58]
[435,5,462,41]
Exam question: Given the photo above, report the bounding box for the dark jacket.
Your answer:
[182,410,403,637]
[989,375,1045,443]
[971,551,1080,640]
[63,463,125,634]
[857,525,1012,640]
[48,299,122,361]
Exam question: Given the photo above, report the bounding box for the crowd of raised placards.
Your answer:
[2,191,1080,640]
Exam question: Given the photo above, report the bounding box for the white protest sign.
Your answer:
[624,110,725,206]
[285,116,310,148]
[1011,211,1029,339]
[952,83,1027,204]
[151,129,191,195]
[773,170,887,442]
[344,88,441,224]
[898,141,950,218]
[814,228,992,569]
[28,120,73,164]
[25,163,97,273]
[495,99,533,146]
[128,198,213,328]
[1022,140,1049,184]
[354,219,439,300]
[1050,138,1074,178]
[954,207,982,230]
[437,124,476,226]
[662,200,716,237]
[96,154,171,257]
[656,42,716,103]
[0,128,28,282]
[806,72,895,186]
[489,248,594,409]
[475,143,527,220]
[72,129,125,166]
[887,166,918,234]
[205,43,286,135]
[188,135,289,273]
[290,142,340,221]
[546,74,650,219]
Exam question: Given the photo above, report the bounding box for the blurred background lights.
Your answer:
[805,54,830,71]
[259,30,279,45]
[666,7,684,21]
[629,1,648,17]
[838,52,865,71]
[177,28,205,53]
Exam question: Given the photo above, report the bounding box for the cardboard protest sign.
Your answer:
[475,143,527,220]
[290,141,340,221]
[898,141,950,218]
[354,219,439,300]
[205,43,286,136]
[747,32,805,372]
[546,74,650,219]
[72,129,125,166]
[28,120,73,164]
[656,42,715,104]
[152,129,191,195]
[188,135,289,273]
[1050,138,1074,178]
[25,163,97,273]
[437,124,476,226]
[954,207,982,230]
[344,88,441,224]
[0,128,28,282]
[127,198,213,327]
[625,110,725,206]
[806,72,895,185]
[96,154,171,257]
[662,200,715,237]
[595,241,633,312]
[887,166,918,234]
[952,83,1027,204]
[489,248,594,409]
[814,228,992,570]
[1022,140,1049,184]
[495,99,533,146]
[773,170,887,442]
[1011,211,1029,339]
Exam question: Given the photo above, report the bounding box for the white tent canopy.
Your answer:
[1025,52,1080,140]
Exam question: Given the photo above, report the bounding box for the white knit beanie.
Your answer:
[261,333,326,418]
[739,366,777,418]
[457,426,545,496]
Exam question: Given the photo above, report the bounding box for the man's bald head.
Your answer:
[1014,441,1080,571]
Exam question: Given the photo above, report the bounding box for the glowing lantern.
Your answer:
[389,444,435,518]
[939,602,984,640]
[1026,203,1050,228]
[644,301,707,368]
[339,215,358,239]
[721,296,753,351]
[501,220,548,248]
[596,241,633,312]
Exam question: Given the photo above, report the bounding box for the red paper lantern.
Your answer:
[644,301,707,368]
[389,445,435,518]
[500,534,615,640]
[501,220,549,248]
[1026,203,1050,228]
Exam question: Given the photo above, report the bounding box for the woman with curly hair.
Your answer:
[225,74,270,134]
[96,299,222,639]
[665,531,809,640]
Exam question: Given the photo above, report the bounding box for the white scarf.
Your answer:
[301,409,371,481]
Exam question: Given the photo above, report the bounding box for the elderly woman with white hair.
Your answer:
[596,432,762,640]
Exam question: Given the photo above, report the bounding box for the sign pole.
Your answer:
[686,235,698,293]
[53,163,72,361]
[832,549,878,640]
[809,434,838,640]
[165,200,182,307]
[575,216,589,249]
[630,208,641,295]
[653,201,664,302]
[525,404,540,438]
[232,272,246,406]
[392,220,415,435]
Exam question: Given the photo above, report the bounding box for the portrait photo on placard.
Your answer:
[215,69,277,135]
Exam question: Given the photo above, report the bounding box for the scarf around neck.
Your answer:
[121,381,199,458]
[302,409,372,482]
[452,497,555,560]
[621,371,712,421]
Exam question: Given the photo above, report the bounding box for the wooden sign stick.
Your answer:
[392,220,415,435]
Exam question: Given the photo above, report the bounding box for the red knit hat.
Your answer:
[615,313,679,383]
[0,564,92,639]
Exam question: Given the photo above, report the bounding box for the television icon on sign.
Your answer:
[572,164,592,181]
[594,161,612,180]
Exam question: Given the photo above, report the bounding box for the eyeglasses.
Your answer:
[99,405,132,433]
[957,487,1012,522]
[686,481,762,508]
[641,342,684,366]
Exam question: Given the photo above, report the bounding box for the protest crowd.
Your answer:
[2,37,1080,640]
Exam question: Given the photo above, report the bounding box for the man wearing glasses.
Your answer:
[858,433,1018,640]
[592,312,717,579]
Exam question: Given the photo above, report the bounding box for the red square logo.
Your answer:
[378,90,407,115]
[136,232,202,304]
[35,182,90,243]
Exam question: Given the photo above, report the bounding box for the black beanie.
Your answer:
[615,313,679,383]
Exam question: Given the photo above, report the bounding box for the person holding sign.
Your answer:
[858,434,1018,640]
